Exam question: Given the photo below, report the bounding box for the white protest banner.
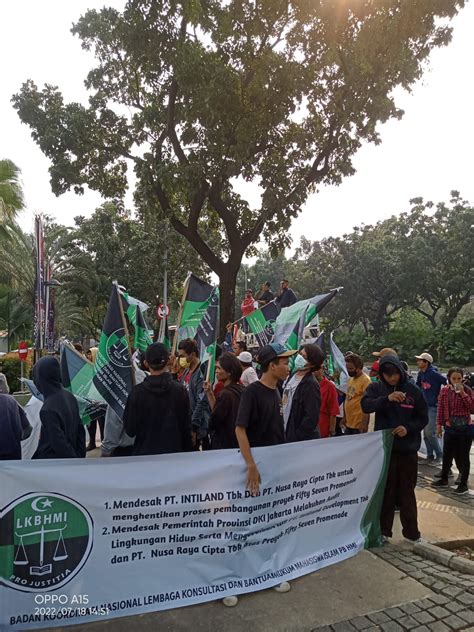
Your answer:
[0,431,392,630]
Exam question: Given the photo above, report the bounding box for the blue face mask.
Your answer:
[294,354,307,371]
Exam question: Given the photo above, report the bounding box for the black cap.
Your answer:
[145,343,169,368]
[257,343,297,366]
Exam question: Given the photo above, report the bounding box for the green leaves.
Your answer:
[12,0,465,324]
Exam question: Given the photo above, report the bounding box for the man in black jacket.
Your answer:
[124,343,193,455]
[283,343,324,442]
[361,355,428,542]
[33,356,86,459]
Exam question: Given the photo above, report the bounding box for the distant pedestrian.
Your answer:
[415,352,446,464]
[433,368,474,495]
[33,356,86,459]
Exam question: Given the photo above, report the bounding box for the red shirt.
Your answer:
[241,297,256,318]
[436,384,474,428]
[318,378,340,438]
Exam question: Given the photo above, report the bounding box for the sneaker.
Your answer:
[222,596,239,607]
[432,479,449,487]
[381,535,391,545]
[427,458,440,467]
[435,470,453,478]
[273,581,291,593]
[453,484,468,495]
[404,536,423,544]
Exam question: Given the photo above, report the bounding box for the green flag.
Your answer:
[243,300,281,348]
[121,292,153,352]
[93,284,133,420]
[273,290,339,350]
[178,274,219,380]
[60,343,106,425]
[178,274,215,341]
[195,286,220,380]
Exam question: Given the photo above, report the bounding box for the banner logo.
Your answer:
[0,493,93,592]
[105,329,131,368]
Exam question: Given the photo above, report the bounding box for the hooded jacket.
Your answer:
[0,394,32,459]
[361,355,428,455]
[416,365,446,407]
[124,372,193,455]
[33,356,86,459]
[285,371,321,443]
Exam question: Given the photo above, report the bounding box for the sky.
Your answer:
[2,0,474,252]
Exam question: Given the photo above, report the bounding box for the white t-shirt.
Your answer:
[241,366,258,387]
[282,373,303,430]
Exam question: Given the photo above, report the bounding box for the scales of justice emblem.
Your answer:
[1,493,93,592]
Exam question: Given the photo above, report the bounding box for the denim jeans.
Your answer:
[424,406,442,459]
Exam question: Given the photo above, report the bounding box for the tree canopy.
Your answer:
[13,0,465,328]
[239,193,474,363]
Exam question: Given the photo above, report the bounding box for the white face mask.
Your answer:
[294,354,307,371]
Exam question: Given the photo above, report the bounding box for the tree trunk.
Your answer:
[218,263,239,341]
[218,269,238,341]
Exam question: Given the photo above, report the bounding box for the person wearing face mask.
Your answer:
[344,353,371,434]
[176,338,211,449]
[361,355,428,542]
[283,344,324,443]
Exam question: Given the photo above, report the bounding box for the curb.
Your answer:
[414,541,474,575]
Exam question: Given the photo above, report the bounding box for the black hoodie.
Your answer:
[33,356,86,459]
[124,372,193,455]
[361,355,428,455]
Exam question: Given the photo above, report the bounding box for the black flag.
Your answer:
[92,284,133,419]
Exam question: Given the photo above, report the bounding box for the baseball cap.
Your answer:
[372,347,397,357]
[238,351,253,364]
[257,343,297,366]
[145,342,169,368]
[415,352,433,364]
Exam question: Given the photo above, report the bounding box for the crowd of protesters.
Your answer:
[1,284,473,606]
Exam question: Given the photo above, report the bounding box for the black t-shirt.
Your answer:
[235,381,285,447]
[259,290,274,304]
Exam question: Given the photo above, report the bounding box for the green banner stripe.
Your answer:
[360,430,393,548]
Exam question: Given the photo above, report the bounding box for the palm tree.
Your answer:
[0,160,24,238]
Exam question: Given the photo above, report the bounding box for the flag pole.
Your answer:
[114,281,136,386]
[171,272,191,357]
